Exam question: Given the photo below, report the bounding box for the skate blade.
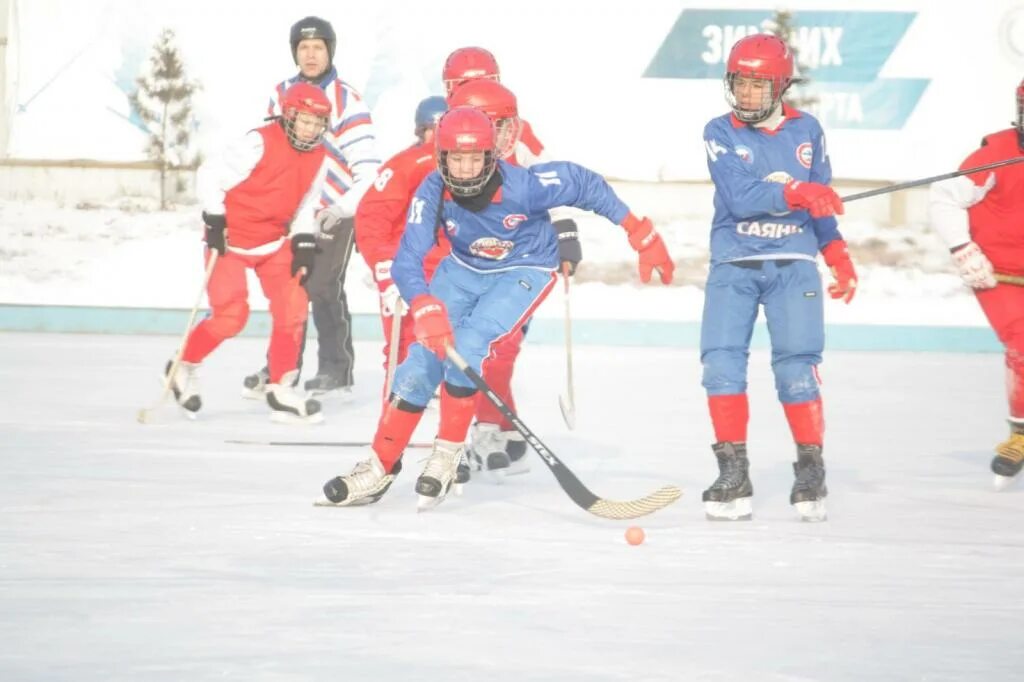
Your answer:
[417,494,445,512]
[176,404,199,421]
[794,499,828,522]
[240,387,266,400]
[313,496,377,508]
[480,466,509,485]
[308,388,354,402]
[505,461,530,476]
[269,411,325,425]
[993,473,1020,491]
[703,498,753,521]
[416,483,461,511]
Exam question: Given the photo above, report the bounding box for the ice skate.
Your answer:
[992,424,1024,491]
[415,439,465,511]
[702,442,753,521]
[266,370,324,424]
[164,359,201,417]
[241,367,269,400]
[468,423,529,481]
[317,456,400,507]
[304,373,354,401]
[790,444,828,522]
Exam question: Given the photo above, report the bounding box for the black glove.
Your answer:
[554,219,582,276]
[202,212,227,255]
[291,234,318,285]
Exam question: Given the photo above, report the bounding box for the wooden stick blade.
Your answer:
[586,485,683,520]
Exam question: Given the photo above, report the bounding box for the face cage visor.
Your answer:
[439,150,496,197]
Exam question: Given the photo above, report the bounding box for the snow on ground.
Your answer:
[1,332,1021,681]
[0,198,988,328]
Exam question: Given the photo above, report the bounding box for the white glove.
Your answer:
[315,205,347,235]
[374,260,407,316]
[381,283,406,317]
[951,241,997,289]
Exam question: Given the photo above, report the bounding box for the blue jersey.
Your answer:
[393,159,629,302]
[703,107,842,265]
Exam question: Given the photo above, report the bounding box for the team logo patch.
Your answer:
[734,145,753,163]
[502,214,527,230]
[445,219,458,236]
[763,171,793,184]
[796,142,813,169]
[469,237,514,260]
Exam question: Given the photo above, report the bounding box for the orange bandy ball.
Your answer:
[625,526,645,545]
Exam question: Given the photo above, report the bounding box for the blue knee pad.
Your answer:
[702,348,749,395]
[772,357,820,403]
[390,343,444,406]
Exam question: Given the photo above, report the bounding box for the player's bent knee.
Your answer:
[773,360,819,403]
[701,352,748,394]
[207,303,249,338]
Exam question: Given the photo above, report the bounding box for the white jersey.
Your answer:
[268,68,381,218]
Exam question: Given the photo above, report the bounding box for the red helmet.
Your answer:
[442,47,500,96]
[724,34,794,123]
[435,106,497,197]
[447,80,521,160]
[281,82,331,151]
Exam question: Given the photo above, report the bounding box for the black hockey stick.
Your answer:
[840,156,1024,202]
[225,439,432,448]
[445,346,682,519]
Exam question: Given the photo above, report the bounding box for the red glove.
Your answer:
[783,181,844,218]
[621,213,674,285]
[822,240,857,304]
[410,295,453,359]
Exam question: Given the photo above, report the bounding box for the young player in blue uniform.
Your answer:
[699,34,857,522]
[319,106,674,510]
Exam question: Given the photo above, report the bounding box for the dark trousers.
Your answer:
[303,217,356,385]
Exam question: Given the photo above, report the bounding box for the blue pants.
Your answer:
[701,259,824,404]
[391,258,557,407]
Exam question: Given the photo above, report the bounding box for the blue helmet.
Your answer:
[414,96,448,130]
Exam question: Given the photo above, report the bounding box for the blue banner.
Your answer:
[644,10,927,130]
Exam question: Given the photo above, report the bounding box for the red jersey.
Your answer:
[961,129,1024,276]
[355,140,450,277]
[512,118,545,167]
[223,123,326,250]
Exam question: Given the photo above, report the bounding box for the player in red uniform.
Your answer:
[354,96,450,392]
[442,48,583,477]
[929,78,1024,487]
[164,83,331,423]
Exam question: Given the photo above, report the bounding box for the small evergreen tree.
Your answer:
[130,29,200,209]
[763,9,817,110]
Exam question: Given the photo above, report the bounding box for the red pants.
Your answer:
[475,327,524,430]
[182,246,308,383]
[378,303,418,400]
[976,282,1024,419]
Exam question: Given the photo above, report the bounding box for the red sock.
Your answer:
[438,385,478,443]
[372,402,423,472]
[708,394,749,443]
[783,398,824,445]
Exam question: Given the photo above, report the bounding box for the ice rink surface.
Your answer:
[2,332,1022,681]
